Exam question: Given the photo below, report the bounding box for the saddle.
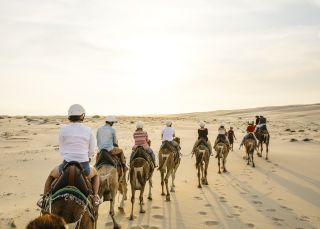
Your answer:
[95,149,124,178]
[51,161,92,197]
[131,147,154,170]
[217,134,226,144]
[247,133,255,140]
[95,149,121,169]
[197,138,209,149]
[161,141,180,160]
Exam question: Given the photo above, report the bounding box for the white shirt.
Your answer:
[162,127,175,141]
[218,128,226,135]
[59,123,95,163]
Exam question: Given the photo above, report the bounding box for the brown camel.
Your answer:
[129,147,154,220]
[193,142,210,188]
[255,129,270,160]
[41,164,98,229]
[244,138,256,167]
[50,198,97,229]
[158,137,181,201]
[97,164,127,229]
[214,142,229,174]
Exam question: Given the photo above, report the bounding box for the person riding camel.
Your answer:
[96,115,127,171]
[255,115,267,133]
[227,126,236,145]
[42,104,100,206]
[192,122,213,156]
[161,120,180,154]
[130,121,157,167]
[255,115,260,125]
[213,124,230,157]
[240,121,258,148]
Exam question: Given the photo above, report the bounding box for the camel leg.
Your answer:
[148,176,153,200]
[204,161,209,185]
[223,156,227,173]
[200,162,205,184]
[170,169,176,192]
[218,157,221,174]
[139,187,146,214]
[252,152,255,168]
[197,166,201,188]
[110,192,121,229]
[165,170,172,201]
[247,150,250,165]
[160,171,165,196]
[129,187,135,220]
[266,141,269,160]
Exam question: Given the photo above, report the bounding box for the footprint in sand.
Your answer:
[205,204,212,207]
[233,205,242,209]
[246,223,255,228]
[280,205,293,211]
[205,221,219,226]
[252,200,262,205]
[198,211,207,215]
[152,215,164,220]
[105,222,114,227]
[272,217,284,222]
[251,195,258,198]
[266,209,276,212]
[152,206,161,209]
[232,213,240,216]
[194,196,203,200]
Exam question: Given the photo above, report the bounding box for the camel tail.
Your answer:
[195,151,203,169]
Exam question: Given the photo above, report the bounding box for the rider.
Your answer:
[213,124,230,156]
[192,122,213,156]
[96,115,127,170]
[42,104,100,205]
[256,115,267,133]
[240,121,257,148]
[131,121,157,167]
[227,126,236,145]
[161,120,180,154]
[255,115,260,125]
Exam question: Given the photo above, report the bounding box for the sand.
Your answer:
[0,104,319,228]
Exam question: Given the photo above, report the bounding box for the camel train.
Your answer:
[35,105,270,228]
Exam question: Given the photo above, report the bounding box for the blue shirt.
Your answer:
[96,124,118,151]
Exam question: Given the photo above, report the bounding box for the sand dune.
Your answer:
[0,104,319,228]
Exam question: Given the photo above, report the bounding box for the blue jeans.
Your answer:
[59,160,90,176]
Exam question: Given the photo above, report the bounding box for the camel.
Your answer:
[158,137,181,201]
[214,142,229,174]
[96,164,127,229]
[50,198,97,229]
[129,147,154,220]
[42,164,98,229]
[244,138,256,167]
[255,129,270,160]
[193,142,210,188]
[26,213,67,229]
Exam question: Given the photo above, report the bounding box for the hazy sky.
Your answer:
[1,0,320,115]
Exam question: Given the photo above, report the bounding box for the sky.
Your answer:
[0,0,320,115]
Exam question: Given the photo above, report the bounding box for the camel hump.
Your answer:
[51,163,92,197]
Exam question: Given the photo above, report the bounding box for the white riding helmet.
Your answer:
[68,104,85,116]
[200,122,205,128]
[166,120,172,127]
[106,116,117,123]
[136,121,144,129]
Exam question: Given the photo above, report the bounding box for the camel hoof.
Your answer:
[223,170,227,173]
[166,196,170,201]
[266,157,268,160]
[198,185,202,189]
[257,153,262,157]
[114,224,121,229]
[129,216,134,221]
[170,189,175,192]
[140,209,146,214]
[218,171,221,174]
[161,193,165,196]
[172,184,176,188]
[205,182,208,185]
[253,164,255,168]
[148,196,152,200]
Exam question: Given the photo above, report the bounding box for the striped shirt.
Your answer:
[133,130,149,150]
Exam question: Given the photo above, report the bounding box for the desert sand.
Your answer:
[0,104,319,229]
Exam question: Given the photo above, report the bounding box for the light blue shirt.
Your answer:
[96,124,118,151]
